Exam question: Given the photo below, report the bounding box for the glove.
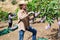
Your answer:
[28,11,34,15]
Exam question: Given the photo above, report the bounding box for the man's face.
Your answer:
[22,4,26,10]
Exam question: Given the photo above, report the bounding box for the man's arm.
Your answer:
[9,15,14,19]
[17,10,30,23]
[28,12,40,20]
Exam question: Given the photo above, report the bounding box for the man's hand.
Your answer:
[28,11,34,15]
[29,16,34,20]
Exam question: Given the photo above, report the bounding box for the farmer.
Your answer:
[17,0,37,40]
[8,12,15,28]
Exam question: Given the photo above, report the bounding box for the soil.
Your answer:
[0,19,60,40]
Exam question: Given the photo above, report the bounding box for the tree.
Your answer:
[27,0,59,24]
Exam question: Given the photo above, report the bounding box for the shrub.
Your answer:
[0,11,8,21]
[11,0,17,5]
[0,0,6,2]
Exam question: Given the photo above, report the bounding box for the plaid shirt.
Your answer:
[17,10,29,31]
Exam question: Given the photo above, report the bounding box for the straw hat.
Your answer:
[18,0,28,5]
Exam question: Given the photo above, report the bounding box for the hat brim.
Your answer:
[18,1,28,5]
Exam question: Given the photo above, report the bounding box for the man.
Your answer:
[17,1,37,40]
[8,12,14,28]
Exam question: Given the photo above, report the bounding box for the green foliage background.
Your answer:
[0,7,19,21]
[0,0,60,24]
[27,0,60,24]
[11,0,17,5]
[0,7,8,21]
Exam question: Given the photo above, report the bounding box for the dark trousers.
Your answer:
[8,23,12,28]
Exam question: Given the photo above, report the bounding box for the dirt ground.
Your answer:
[0,19,60,40]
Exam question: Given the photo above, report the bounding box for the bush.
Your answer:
[0,11,8,21]
[0,0,6,2]
[11,0,17,5]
